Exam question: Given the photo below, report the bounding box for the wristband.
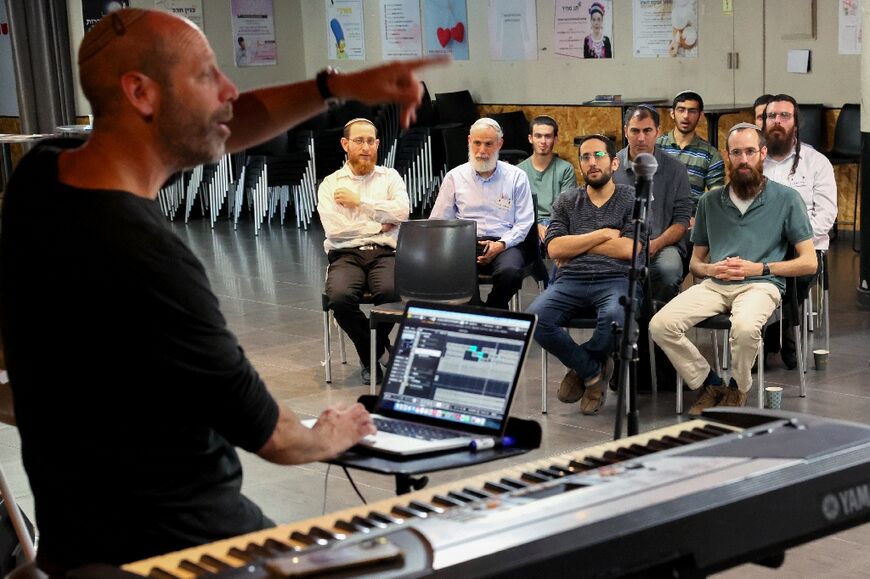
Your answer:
[315,67,342,106]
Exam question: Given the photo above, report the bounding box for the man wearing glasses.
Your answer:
[650,123,816,415]
[761,94,837,370]
[319,118,410,384]
[527,135,640,415]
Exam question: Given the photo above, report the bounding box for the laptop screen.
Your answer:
[376,302,535,436]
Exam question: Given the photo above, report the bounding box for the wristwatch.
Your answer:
[761,263,770,276]
[315,67,342,107]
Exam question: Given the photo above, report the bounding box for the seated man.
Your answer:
[319,118,410,383]
[517,115,577,242]
[429,117,534,309]
[762,94,837,369]
[614,105,692,305]
[650,123,817,415]
[527,135,639,415]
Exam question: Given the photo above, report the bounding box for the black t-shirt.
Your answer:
[0,140,280,571]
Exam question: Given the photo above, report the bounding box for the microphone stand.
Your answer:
[613,154,655,440]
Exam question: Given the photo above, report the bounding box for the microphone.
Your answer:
[631,153,657,200]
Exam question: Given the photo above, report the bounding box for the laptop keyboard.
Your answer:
[373,418,460,441]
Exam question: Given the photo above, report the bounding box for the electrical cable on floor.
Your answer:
[342,466,368,504]
[322,464,331,515]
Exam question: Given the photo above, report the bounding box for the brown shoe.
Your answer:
[558,369,585,403]
[718,387,748,408]
[687,384,727,416]
[580,358,613,415]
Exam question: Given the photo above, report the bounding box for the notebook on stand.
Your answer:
[307,301,536,457]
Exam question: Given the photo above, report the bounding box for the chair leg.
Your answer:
[802,300,810,374]
[711,330,722,375]
[648,329,658,395]
[541,346,548,414]
[722,330,730,371]
[323,311,332,384]
[824,287,830,353]
[370,327,377,396]
[795,324,807,397]
[338,318,347,364]
[806,291,815,332]
[676,374,683,414]
[757,340,764,408]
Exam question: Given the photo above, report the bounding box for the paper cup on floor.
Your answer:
[813,349,829,370]
[764,386,783,410]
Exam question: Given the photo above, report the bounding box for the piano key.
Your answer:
[368,511,403,525]
[500,477,529,489]
[548,464,575,475]
[447,490,477,503]
[148,568,182,579]
[226,547,253,563]
[536,468,564,479]
[662,434,694,446]
[391,504,428,519]
[462,487,493,499]
[483,480,514,493]
[308,526,345,542]
[409,500,444,514]
[352,515,385,529]
[289,531,328,547]
[568,458,599,471]
[199,554,232,571]
[647,437,681,451]
[264,538,295,553]
[178,559,212,576]
[678,430,708,442]
[335,519,370,534]
[521,471,550,483]
[432,494,465,507]
[243,542,275,559]
[581,456,615,468]
[628,443,656,456]
[702,423,737,436]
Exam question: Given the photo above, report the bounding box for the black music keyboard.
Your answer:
[123,409,870,578]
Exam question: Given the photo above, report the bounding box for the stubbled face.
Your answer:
[754,103,767,128]
[763,100,797,157]
[468,126,502,173]
[158,30,238,168]
[529,123,556,156]
[625,115,659,156]
[672,99,701,135]
[342,122,379,175]
[579,138,616,188]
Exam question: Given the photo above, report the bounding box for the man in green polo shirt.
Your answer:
[649,123,817,415]
[518,116,577,242]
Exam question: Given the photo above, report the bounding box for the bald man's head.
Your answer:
[78,9,201,117]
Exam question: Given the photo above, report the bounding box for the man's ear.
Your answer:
[119,71,159,119]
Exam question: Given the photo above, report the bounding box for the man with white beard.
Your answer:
[429,118,534,309]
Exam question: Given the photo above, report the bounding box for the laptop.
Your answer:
[354,301,536,457]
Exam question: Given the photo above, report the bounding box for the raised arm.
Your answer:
[226,57,448,153]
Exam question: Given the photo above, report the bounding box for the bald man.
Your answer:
[0,8,443,573]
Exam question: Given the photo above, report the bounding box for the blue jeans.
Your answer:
[527,274,639,381]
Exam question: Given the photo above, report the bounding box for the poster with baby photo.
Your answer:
[554,0,613,59]
[633,0,698,58]
[423,0,468,61]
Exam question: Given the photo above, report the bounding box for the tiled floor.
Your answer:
[2,219,868,576]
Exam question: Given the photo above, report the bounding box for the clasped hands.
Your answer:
[708,256,762,281]
[477,240,506,265]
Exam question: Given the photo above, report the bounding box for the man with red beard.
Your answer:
[761,94,837,369]
[430,118,534,309]
[527,135,639,415]
[0,8,441,573]
[319,118,410,384]
[650,123,817,416]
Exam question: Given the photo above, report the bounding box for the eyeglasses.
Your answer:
[728,148,759,159]
[766,111,793,121]
[580,151,609,162]
[349,137,377,147]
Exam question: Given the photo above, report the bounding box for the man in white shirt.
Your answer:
[319,119,410,384]
[429,118,535,309]
[761,94,836,369]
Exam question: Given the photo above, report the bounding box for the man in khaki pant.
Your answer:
[649,123,817,416]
